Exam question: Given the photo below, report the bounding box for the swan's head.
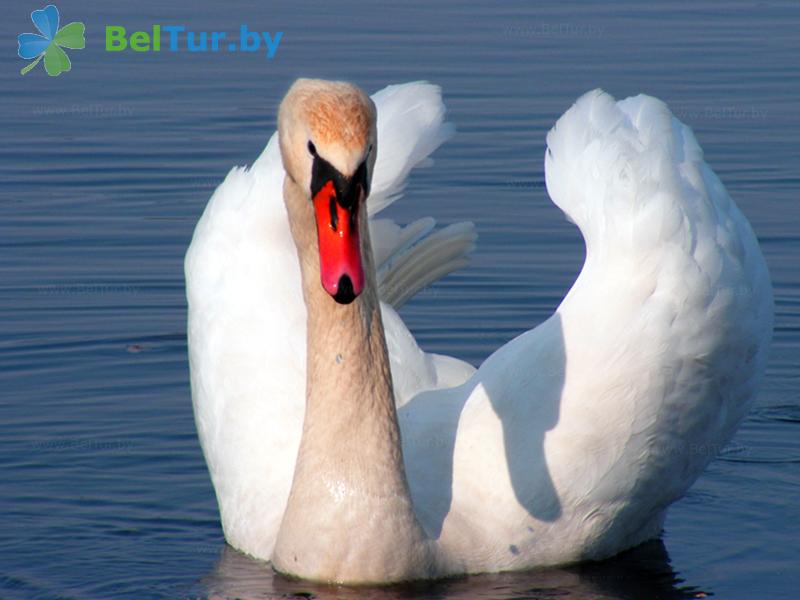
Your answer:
[278,78,377,305]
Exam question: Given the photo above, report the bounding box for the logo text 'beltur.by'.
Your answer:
[105,25,283,58]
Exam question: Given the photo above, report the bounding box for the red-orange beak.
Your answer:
[312,179,364,304]
[308,148,370,304]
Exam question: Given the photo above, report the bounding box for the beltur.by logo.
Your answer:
[17,4,85,76]
[105,24,283,58]
[16,5,283,78]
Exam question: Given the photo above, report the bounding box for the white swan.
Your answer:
[186,80,773,584]
[186,81,477,562]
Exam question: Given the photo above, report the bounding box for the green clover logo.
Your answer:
[18,5,85,76]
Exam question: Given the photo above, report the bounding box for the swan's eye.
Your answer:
[307,141,317,156]
[368,144,373,155]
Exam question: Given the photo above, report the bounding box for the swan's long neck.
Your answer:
[273,177,435,583]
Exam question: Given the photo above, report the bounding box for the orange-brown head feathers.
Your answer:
[278,78,377,193]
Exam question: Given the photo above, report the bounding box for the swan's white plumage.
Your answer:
[365,83,455,214]
[186,82,476,561]
[377,220,476,308]
[187,86,772,575]
[401,90,772,572]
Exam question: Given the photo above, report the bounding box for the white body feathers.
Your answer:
[186,86,772,574]
[186,83,476,560]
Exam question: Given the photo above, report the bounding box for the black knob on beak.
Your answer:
[333,275,356,304]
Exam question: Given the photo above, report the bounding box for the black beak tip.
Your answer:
[332,275,356,305]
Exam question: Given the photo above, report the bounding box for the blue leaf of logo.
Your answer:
[31,5,59,40]
[17,5,61,60]
[18,32,51,59]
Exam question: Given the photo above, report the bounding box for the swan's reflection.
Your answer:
[197,540,709,599]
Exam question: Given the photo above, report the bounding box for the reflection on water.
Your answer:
[198,541,707,600]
